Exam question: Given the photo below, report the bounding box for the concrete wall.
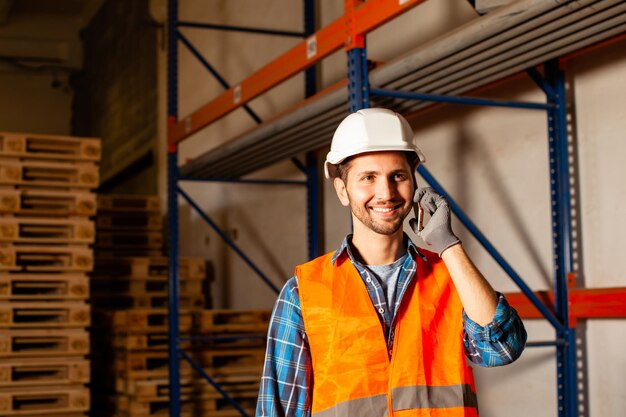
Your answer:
[74,0,159,194]
[160,1,626,415]
[0,68,73,134]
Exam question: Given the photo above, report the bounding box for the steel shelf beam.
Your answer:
[178,21,306,37]
[507,287,626,319]
[168,0,427,145]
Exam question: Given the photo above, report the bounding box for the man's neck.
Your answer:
[350,223,406,266]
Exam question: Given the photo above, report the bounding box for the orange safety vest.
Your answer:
[296,249,478,417]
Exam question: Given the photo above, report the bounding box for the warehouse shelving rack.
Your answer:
[166,1,626,416]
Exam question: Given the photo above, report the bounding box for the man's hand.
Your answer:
[409,187,460,256]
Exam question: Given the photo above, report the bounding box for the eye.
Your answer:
[393,173,407,181]
[361,175,373,182]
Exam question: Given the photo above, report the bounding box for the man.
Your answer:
[256,108,526,417]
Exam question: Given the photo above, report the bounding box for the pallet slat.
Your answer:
[0,357,89,387]
[0,274,88,300]
[0,329,89,358]
[0,189,96,216]
[0,160,99,189]
[0,132,100,161]
[0,302,90,328]
[115,389,257,416]
[0,385,89,415]
[96,213,162,230]
[93,257,206,280]
[91,294,204,310]
[95,231,162,249]
[197,309,271,333]
[109,309,193,333]
[97,195,160,212]
[90,277,201,296]
[0,246,93,272]
[0,218,94,244]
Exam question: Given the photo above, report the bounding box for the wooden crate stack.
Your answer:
[111,309,270,417]
[0,132,100,417]
[90,195,271,416]
[89,196,206,416]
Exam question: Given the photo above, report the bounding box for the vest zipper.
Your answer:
[387,318,399,417]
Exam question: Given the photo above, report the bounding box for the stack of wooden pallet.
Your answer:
[89,195,209,416]
[95,195,163,259]
[0,132,100,417]
[112,309,270,417]
[90,258,210,416]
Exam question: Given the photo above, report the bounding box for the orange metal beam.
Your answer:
[506,287,626,321]
[169,0,427,146]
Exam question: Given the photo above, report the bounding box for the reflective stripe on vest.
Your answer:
[296,250,479,417]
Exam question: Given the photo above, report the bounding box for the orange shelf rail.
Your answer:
[506,286,626,324]
[168,0,427,146]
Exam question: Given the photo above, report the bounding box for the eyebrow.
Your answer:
[355,169,409,176]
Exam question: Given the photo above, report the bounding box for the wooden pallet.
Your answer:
[95,231,163,249]
[114,351,193,385]
[0,189,96,216]
[124,376,259,398]
[0,160,99,189]
[0,273,89,300]
[194,349,265,376]
[0,132,100,161]
[0,329,89,358]
[0,385,89,415]
[115,388,257,417]
[115,407,255,417]
[93,257,206,280]
[96,212,162,230]
[97,195,160,212]
[0,357,89,387]
[92,294,204,310]
[197,309,271,333]
[90,276,202,296]
[0,245,93,272]
[0,302,90,328]
[95,249,164,258]
[112,334,169,352]
[112,350,256,376]
[0,217,94,244]
[108,309,193,333]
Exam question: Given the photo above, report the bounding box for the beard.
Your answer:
[347,194,411,235]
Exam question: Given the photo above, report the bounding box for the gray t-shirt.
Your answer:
[364,252,409,311]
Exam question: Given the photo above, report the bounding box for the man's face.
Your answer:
[333,151,414,236]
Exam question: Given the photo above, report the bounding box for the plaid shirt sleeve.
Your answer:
[463,292,527,367]
[256,276,311,417]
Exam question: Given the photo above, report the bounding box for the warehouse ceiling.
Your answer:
[0,0,103,70]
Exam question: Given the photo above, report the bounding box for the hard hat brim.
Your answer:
[324,147,426,179]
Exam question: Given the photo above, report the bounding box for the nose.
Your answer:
[375,178,396,201]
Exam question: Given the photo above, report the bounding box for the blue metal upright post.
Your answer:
[347,45,369,112]
[167,0,181,415]
[545,59,577,417]
[304,0,322,260]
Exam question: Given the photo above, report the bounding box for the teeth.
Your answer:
[371,207,394,213]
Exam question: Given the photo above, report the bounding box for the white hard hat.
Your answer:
[324,108,426,179]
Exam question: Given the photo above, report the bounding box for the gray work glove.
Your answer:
[409,187,460,256]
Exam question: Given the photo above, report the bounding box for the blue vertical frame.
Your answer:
[545,59,578,417]
[166,0,181,416]
[167,1,321,415]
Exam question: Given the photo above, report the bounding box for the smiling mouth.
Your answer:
[369,203,403,214]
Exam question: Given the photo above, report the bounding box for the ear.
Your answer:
[333,177,350,207]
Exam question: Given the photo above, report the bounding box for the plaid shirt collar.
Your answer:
[331,233,427,266]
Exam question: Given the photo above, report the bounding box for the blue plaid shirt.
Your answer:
[256,235,526,417]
